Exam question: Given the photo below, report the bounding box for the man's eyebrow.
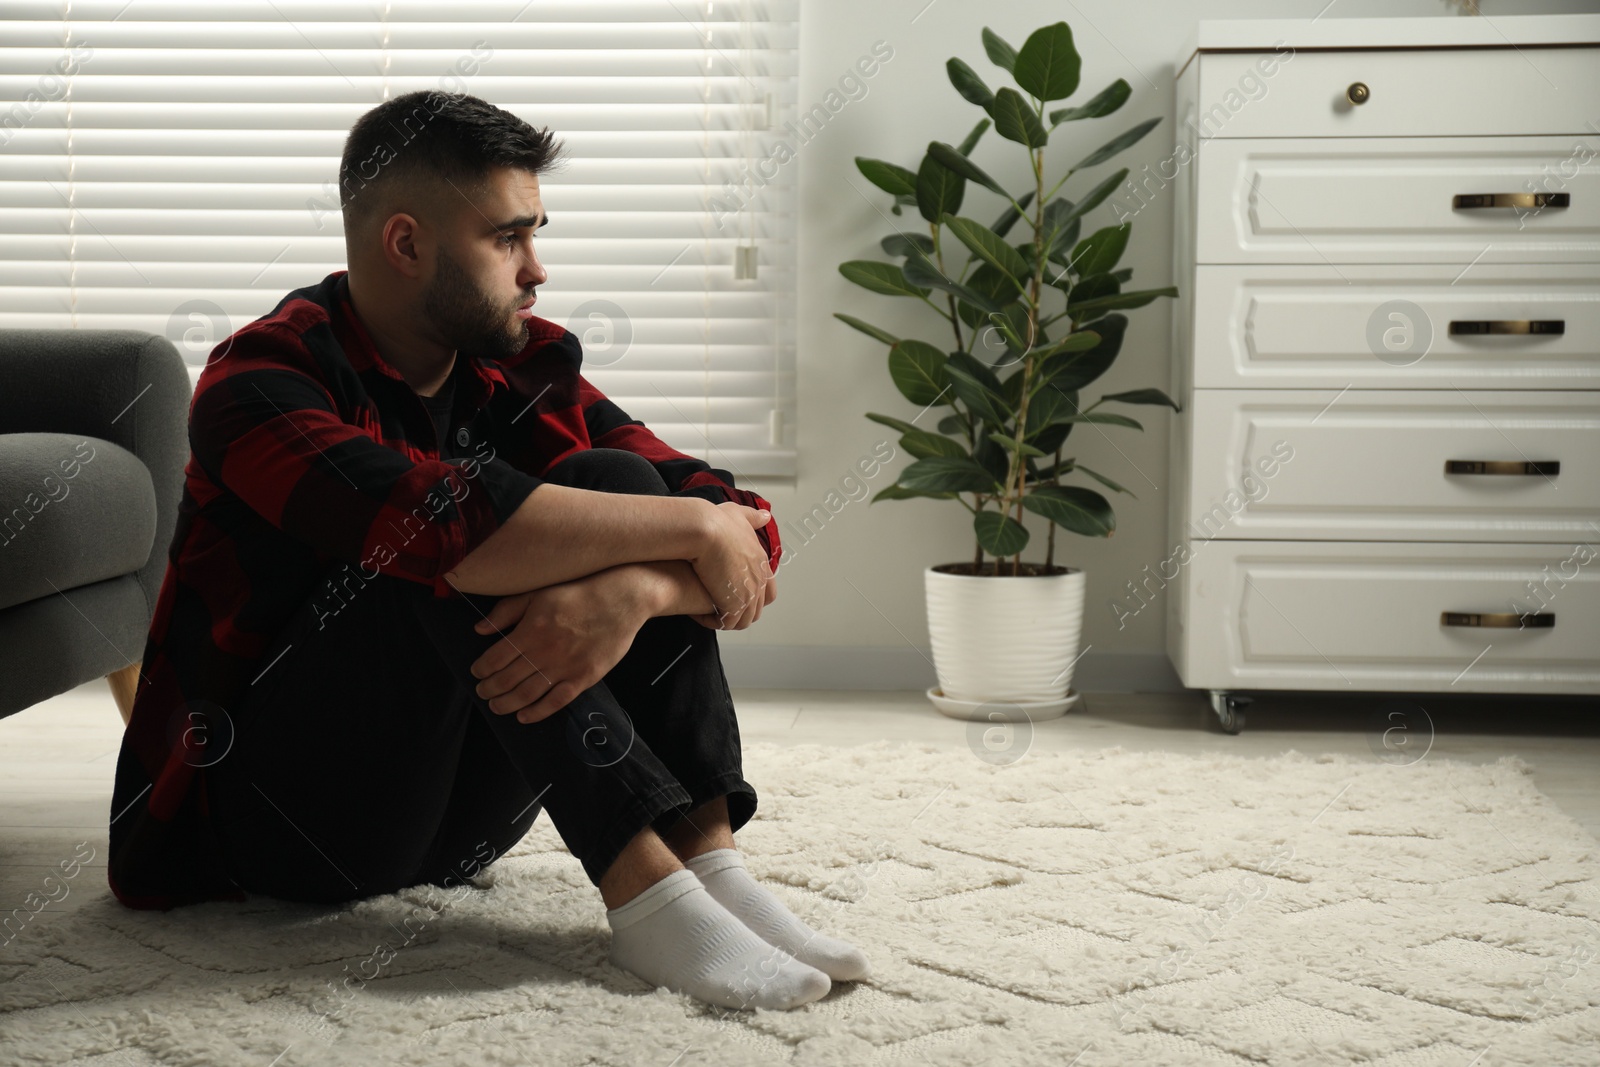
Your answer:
[490,212,549,232]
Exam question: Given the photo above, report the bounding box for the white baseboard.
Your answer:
[718,644,1186,693]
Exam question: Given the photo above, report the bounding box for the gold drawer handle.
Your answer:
[1453,192,1570,210]
[1444,459,1560,476]
[1346,81,1370,105]
[1442,611,1555,629]
[1449,319,1565,336]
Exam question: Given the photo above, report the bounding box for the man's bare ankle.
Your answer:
[661,796,735,862]
[664,831,734,863]
[599,827,685,910]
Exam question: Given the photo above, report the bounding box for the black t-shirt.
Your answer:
[416,372,457,457]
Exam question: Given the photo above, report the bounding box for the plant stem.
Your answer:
[1006,139,1048,577]
[947,294,965,351]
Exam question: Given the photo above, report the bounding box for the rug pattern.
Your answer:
[3,741,1599,1066]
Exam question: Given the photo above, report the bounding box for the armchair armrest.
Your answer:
[0,329,191,618]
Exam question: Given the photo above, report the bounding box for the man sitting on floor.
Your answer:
[107,89,868,1012]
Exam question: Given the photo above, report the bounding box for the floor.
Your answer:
[3,680,1598,941]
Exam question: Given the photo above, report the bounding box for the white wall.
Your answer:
[720,0,1600,692]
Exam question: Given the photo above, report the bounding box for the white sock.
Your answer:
[605,868,831,1011]
[684,849,871,982]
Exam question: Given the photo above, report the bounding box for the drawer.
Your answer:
[1193,46,1600,139]
[1171,540,1600,694]
[1184,389,1600,543]
[1190,264,1600,390]
[1195,136,1600,264]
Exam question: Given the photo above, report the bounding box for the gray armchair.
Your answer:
[0,329,190,725]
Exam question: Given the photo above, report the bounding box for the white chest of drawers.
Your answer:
[1164,16,1600,732]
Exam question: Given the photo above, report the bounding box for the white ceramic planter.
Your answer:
[924,563,1087,719]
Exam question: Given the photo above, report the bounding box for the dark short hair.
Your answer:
[338,90,563,230]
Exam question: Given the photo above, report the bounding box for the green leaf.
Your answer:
[872,483,956,503]
[993,435,1048,458]
[1037,315,1126,392]
[880,232,935,258]
[981,27,1018,73]
[946,57,994,107]
[975,510,1030,556]
[1066,272,1120,310]
[835,313,899,346]
[915,152,965,224]
[1030,456,1075,481]
[987,87,1049,148]
[1029,329,1101,363]
[1072,223,1131,278]
[900,428,968,459]
[855,157,918,197]
[1045,169,1128,254]
[1072,117,1162,171]
[956,117,991,156]
[997,303,1038,360]
[937,412,968,435]
[947,349,1002,396]
[943,213,1031,290]
[839,260,929,298]
[927,141,1010,200]
[945,360,1012,427]
[1067,168,1130,222]
[888,340,951,406]
[1001,366,1025,411]
[1030,391,1079,454]
[1073,461,1136,498]
[1023,485,1115,536]
[1025,380,1080,438]
[1059,411,1144,431]
[990,189,1036,239]
[1100,387,1180,412]
[1040,197,1083,265]
[901,455,1002,494]
[1049,78,1132,125]
[972,429,1009,484]
[1068,285,1178,320]
[1013,239,1036,275]
[902,249,1003,313]
[865,411,924,437]
[1013,22,1081,102]
[986,308,1030,353]
[956,262,1023,330]
[1110,266,1133,283]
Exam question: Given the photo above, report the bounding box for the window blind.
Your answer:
[0,0,799,476]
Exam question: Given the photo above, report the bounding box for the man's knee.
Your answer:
[544,448,669,496]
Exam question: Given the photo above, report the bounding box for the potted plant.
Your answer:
[835,21,1181,720]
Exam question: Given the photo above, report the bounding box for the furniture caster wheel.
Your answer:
[1208,690,1251,734]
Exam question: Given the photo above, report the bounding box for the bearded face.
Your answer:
[420,244,535,361]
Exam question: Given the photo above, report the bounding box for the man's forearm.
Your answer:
[444,483,711,597]
[623,560,719,618]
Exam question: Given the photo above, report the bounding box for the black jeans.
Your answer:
[203,447,757,904]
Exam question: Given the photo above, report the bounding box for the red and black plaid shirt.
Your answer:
[108,269,781,910]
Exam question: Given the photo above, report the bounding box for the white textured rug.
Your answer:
[4,741,1600,1066]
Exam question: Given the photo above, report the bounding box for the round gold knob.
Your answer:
[1346,81,1370,105]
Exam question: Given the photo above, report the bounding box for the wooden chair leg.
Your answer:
[106,661,142,727]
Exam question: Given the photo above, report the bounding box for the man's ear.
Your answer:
[379,211,428,279]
